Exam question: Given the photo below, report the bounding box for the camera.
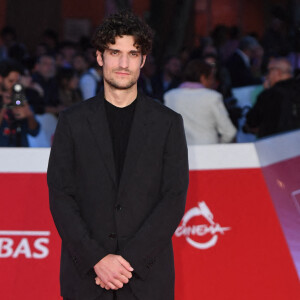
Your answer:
[0,84,26,109]
[11,84,26,107]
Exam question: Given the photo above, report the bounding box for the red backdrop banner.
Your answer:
[173,169,300,300]
[1,132,300,299]
[0,173,62,300]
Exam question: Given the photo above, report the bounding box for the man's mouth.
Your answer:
[115,70,130,75]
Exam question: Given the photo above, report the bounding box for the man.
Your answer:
[138,54,156,98]
[58,41,77,68]
[226,36,263,87]
[164,59,236,145]
[151,55,182,102]
[245,57,300,138]
[79,61,103,100]
[32,53,63,114]
[0,59,40,146]
[0,26,17,60]
[47,11,189,300]
[263,57,293,89]
[73,53,103,100]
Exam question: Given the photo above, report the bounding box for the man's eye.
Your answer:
[111,51,119,55]
[131,52,139,57]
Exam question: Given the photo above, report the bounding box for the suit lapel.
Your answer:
[87,94,117,186]
[118,94,150,197]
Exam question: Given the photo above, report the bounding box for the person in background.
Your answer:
[73,53,89,77]
[0,26,17,60]
[19,68,45,115]
[40,29,59,55]
[79,62,103,100]
[138,54,157,97]
[57,41,77,68]
[204,53,243,129]
[0,59,40,146]
[152,55,182,102]
[35,42,50,58]
[219,26,241,63]
[287,28,300,75]
[72,53,97,101]
[245,57,300,138]
[0,26,28,63]
[57,67,82,108]
[226,36,263,87]
[32,53,63,114]
[262,7,290,60]
[164,59,236,145]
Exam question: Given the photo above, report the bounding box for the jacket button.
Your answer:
[109,233,117,239]
[115,204,122,211]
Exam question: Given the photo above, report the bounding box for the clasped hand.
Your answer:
[94,254,133,291]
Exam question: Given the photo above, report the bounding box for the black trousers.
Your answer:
[64,294,117,300]
[64,288,138,300]
[63,292,117,300]
[64,293,117,300]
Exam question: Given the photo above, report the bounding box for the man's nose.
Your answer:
[119,54,129,69]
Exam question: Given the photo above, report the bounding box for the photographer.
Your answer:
[0,59,40,147]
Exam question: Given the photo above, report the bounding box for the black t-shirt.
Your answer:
[104,98,136,185]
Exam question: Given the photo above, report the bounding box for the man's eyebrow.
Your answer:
[106,48,141,53]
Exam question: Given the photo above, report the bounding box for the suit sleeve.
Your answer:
[119,113,189,280]
[212,94,237,143]
[246,92,264,129]
[47,111,108,276]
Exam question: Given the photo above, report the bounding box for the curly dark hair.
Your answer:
[91,11,153,55]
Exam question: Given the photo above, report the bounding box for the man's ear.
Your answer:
[96,50,104,67]
[140,55,147,68]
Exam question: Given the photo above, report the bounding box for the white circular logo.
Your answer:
[175,202,231,249]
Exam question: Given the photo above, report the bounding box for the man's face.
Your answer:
[2,71,20,92]
[96,35,146,90]
[37,56,56,79]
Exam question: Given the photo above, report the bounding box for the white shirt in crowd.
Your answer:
[79,68,102,100]
[164,86,237,145]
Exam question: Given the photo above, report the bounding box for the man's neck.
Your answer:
[104,84,137,108]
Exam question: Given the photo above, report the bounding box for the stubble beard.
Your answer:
[103,69,140,90]
[104,77,137,90]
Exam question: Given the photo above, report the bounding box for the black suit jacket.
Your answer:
[226,51,262,88]
[246,78,300,138]
[47,93,189,300]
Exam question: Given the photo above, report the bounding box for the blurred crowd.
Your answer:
[1,14,300,147]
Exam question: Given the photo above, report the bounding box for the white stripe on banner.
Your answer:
[0,230,50,236]
[188,143,260,170]
[0,148,50,173]
[0,130,299,172]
